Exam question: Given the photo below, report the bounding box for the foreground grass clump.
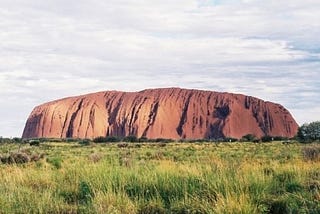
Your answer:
[0,141,319,213]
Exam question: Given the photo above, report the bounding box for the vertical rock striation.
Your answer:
[22,88,298,139]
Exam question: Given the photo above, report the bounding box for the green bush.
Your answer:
[47,156,62,169]
[93,136,121,143]
[78,181,94,204]
[123,135,138,142]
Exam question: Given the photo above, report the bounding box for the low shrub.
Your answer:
[66,138,81,142]
[88,152,103,163]
[261,196,301,214]
[306,180,320,192]
[138,137,149,142]
[135,144,142,148]
[263,167,275,176]
[183,139,209,143]
[302,145,320,161]
[117,143,129,148]
[12,137,22,143]
[224,137,238,142]
[241,134,256,142]
[170,202,208,214]
[60,189,78,204]
[47,156,62,169]
[138,201,166,214]
[119,155,132,167]
[93,136,121,143]
[0,155,6,163]
[93,136,107,143]
[0,152,30,164]
[123,136,138,142]
[79,139,91,145]
[267,198,290,214]
[261,136,273,142]
[151,138,173,143]
[0,151,44,164]
[285,181,303,193]
[30,154,41,162]
[274,171,296,183]
[29,140,40,146]
[158,143,167,147]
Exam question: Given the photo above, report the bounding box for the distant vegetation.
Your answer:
[2,121,320,146]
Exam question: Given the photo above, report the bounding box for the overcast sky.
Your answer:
[1,0,319,137]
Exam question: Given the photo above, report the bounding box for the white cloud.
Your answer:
[0,0,319,137]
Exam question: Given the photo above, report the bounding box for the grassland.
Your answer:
[0,141,319,213]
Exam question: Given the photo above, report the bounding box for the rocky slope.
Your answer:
[22,88,298,139]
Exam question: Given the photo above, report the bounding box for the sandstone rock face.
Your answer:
[22,88,298,139]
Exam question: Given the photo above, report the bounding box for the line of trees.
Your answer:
[92,136,173,143]
[2,121,319,144]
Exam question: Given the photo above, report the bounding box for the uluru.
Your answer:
[22,88,298,140]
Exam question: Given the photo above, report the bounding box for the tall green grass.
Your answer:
[0,142,319,213]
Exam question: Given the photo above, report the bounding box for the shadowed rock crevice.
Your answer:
[176,93,193,137]
[66,99,84,138]
[245,96,251,109]
[108,96,124,126]
[60,112,70,138]
[213,106,230,119]
[142,101,159,137]
[128,97,147,135]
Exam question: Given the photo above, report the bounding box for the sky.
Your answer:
[0,0,319,137]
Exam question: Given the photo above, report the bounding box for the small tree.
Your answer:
[241,134,256,142]
[261,136,273,142]
[297,121,320,142]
